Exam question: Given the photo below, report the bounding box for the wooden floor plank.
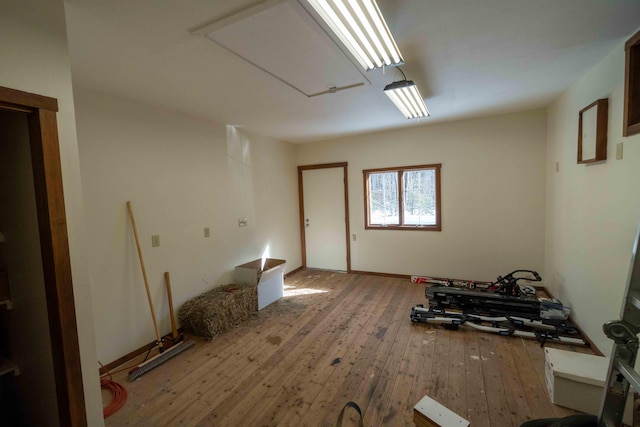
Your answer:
[223,275,380,426]
[197,274,364,426]
[495,336,535,425]
[464,331,489,426]
[363,280,416,426]
[511,338,555,420]
[427,328,450,405]
[406,324,438,425]
[479,333,515,427]
[102,270,595,427]
[275,276,398,427]
[378,321,424,426]
[315,278,410,427]
[446,325,467,418]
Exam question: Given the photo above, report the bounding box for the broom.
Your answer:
[162,271,194,349]
[126,201,194,381]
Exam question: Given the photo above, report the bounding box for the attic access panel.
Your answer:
[193,0,369,97]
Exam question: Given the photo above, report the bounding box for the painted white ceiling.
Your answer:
[63,0,640,143]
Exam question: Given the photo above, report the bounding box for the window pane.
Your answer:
[403,169,436,225]
[368,172,399,225]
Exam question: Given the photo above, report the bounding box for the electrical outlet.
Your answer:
[238,217,248,227]
[616,143,623,160]
[151,235,160,247]
[352,234,357,241]
[204,227,210,238]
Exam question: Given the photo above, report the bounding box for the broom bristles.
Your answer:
[128,340,195,381]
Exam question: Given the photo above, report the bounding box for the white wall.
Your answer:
[0,1,103,425]
[297,110,547,282]
[74,87,301,363]
[545,29,640,354]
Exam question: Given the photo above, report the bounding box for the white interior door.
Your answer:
[302,167,347,271]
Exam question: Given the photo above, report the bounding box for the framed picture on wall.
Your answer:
[623,29,640,137]
[578,98,608,164]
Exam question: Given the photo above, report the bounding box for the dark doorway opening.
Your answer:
[0,86,87,426]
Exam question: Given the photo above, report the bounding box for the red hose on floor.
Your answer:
[101,377,127,418]
[99,362,128,418]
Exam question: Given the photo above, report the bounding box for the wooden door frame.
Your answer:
[0,86,86,426]
[298,162,351,272]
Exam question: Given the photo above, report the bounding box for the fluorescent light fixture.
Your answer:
[305,0,404,70]
[384,80,430,119]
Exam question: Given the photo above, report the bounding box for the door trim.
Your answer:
[0,86,87,426]
[298,162,351,272]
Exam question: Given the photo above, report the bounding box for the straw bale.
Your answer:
[178,284,257,339]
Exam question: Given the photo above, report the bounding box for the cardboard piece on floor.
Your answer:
[413,395,470,427]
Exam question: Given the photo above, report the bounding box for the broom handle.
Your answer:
[127,201,162,344]
[164,272,179,340]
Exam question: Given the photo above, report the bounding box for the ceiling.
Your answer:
[63,0,640,143]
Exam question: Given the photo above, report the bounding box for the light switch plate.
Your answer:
[204,227,210,238]
[151,235,160,247]
[616,143,623,160]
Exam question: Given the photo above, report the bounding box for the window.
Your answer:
[364,164,441,231]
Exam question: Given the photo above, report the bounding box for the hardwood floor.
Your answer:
[103,270,591,426]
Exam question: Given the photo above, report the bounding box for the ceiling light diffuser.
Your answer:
[384,80,430,119]
[305,0,404,71]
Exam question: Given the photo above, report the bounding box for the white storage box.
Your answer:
[544,347,633,424]
[234,258,286,310]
